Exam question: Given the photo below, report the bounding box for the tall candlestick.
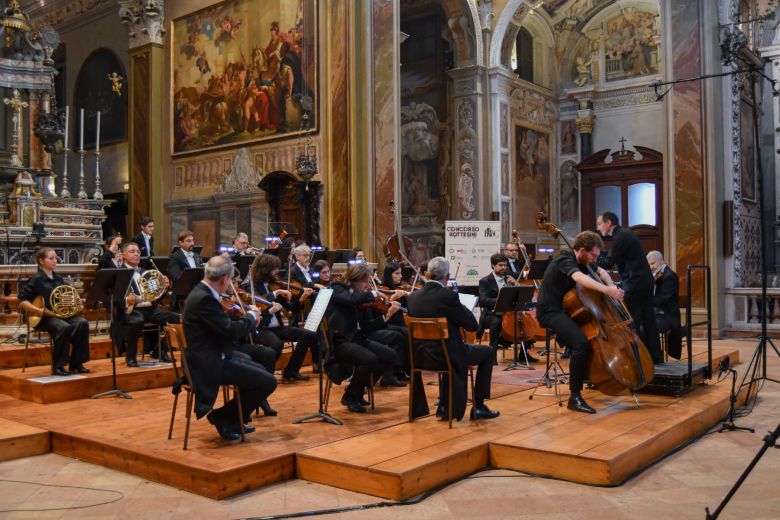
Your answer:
[95,111,101,152]
[79,108,84,151]
[93,150,103,200]
[61,146,71,198]
[63,105,69,150]
[77,148,87,199]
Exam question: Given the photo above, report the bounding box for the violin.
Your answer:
[269,280,314,299]
[219,293,246,317]
[234,288,274,311]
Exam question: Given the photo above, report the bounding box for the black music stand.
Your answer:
[171,267,205,312]
[235,255,255,279]
[86,268,134,400]
[526,258,550,282]
[310,248,328,264]
[140,256,170,275]
[494,285,536,371]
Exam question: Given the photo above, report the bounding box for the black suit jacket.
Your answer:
[506,258,522,281]
[133,232,154,257]
[168,248,204,282]
[290,263,314,288]
[183,282,258,418]
[324,281,383,343]
[653,266,683,358]
[598,226,654,295]
[97,250,122,270]
[407,281,477,420]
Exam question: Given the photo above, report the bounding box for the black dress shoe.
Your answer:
[567,394,596,414]
[312,364,321,374]
[341,393,367,413]
[52,367,71,377]
[283,371,310,382]
[379,375,407,387]
[470,403,500,420]
[435,403,446,418]
[358,395,371,406]
[259,399,278,417]
[207,413,241,441]
[126,359,139,368]
[240,424,256,434]
[69,365,91,374]
[561,347,571,360]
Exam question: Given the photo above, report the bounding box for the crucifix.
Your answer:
[619,136,627,152]
[3,89,29,168]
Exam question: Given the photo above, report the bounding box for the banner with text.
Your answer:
[444,221,502,286]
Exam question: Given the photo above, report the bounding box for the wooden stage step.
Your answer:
[0,355,177,404]
[0,342,741,501]
[0,417,50,463]
[0,335,114,369]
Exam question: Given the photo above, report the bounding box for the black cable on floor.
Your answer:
[0,478,124,512]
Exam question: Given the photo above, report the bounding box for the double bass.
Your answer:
[500,230,546,343]
[383,200,413,263]
[536,212,654,396]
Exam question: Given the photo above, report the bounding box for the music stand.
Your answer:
[171,267,205,312]
[310,248,328,264]
[325,249,351,265]
[86,268,134,400]
[141,256,170,276]
[493,285,536,371]
[236,255,255,279]
[526,258,550,281]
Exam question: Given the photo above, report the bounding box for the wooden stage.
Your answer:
[0,342,741,500]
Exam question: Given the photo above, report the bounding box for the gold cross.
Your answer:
[3,89,28,111]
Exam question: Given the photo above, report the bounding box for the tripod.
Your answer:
[705,421,780,519]
[718,357,754,434]
[87,268,133,400]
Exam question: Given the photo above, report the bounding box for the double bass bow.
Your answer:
[535,212,654,396]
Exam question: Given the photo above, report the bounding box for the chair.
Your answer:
[164,323,244,449]
[320,319,374,412]
[21,311,53,373]
[140,322,165,360]
[404,316,462,429]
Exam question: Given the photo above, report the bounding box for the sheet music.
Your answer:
[304,288,333,332]
[458,293,479,313]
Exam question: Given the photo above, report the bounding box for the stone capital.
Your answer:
[118,0,165,48]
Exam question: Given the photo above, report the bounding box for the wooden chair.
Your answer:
[140,322,165,360]
[320,319,374,412]
[404,316,463,429]
[21,311,53,373]
[164,323,244,449]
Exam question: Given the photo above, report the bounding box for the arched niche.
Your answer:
[74,47,127,149]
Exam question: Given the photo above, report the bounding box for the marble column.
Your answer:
[576,101,594,158]
[119,0,165,239]
[488,68,513,236]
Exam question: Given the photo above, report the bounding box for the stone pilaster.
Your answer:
[576,100,594,158]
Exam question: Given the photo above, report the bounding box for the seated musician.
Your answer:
[647,251,683,359]
[98,235,124,269]
[18,247,90,376]
[347,247,366,264]
[169,230,204,310]
[310,259,331,289]
[406,256,499,421]
[229,232,260,263]
[503,242,523,281]
[478,253,539,363]
[243,254,319,381]
[289,244,315,288]
[183,255,277,441]
[380,262,411,327]
[119,242,180,366]
[324,263,400,412]
[536,231,624,414]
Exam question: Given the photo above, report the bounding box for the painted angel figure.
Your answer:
[107,72,124,96]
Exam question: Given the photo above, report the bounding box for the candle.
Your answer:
[95,111,101,152]
[63,106,69,149]
[79,108,84,151]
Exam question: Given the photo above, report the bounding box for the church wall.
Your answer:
[591,104,664,158]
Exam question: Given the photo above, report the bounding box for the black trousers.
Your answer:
[255,325,319,375]
[232,343,277,373]
[466,344,494,403]
[120,306,180,361]
[538,311,590,394]
[335,337,397,398]
[367,327,407,373]
[482,312,503,348]
[37,316,90,370]
[625,290,663,364]
[209,356,277,427]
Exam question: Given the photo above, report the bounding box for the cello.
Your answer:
[536,212,654,396]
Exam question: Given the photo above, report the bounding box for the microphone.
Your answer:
[717,356,731,376]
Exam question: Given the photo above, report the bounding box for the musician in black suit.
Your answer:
[183,255,277,441]
[407,257,499,421]
[478,253,538,362]
[97,235,125,269]
[597,211,663,364]
[118,242,180,366]
[132,216,155,257]
[168,230,204,310]
[324,263,399,413]
[229,232,261,264]
[647,251,683,359]
[536,231,624,414]
[18,248,90,376]
[503,242,523,281]
[289,244,315,288]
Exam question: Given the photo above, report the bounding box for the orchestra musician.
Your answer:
[324,263,400,413]
[289,244,315,288]
[310,259,331,289]
[478,253,539,363]
[18,248,90,376]
[118,242,180,366]
[183,255,277,441]
[536,231,624,414]
[503,242,523,281]
[168,230,204,310]
[596,211,664,364]
[407,256,500,421]
[98,235,124,269]
[132,216,155,257]
[347,247,366,263]
[243,254,319,382]
[647,250,683,359]
[229,232,260,263]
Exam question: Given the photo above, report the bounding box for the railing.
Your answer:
[726,287,780,330]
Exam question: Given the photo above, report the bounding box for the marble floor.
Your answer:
[0,338,778,520]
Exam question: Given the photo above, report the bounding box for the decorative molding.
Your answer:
[477,0,493,32]
[118,0,165,48]
[592,91,658,111]
[509,84,556,129]
[455,97,477,219]
[27,0,112,29]
[217,148,261,194]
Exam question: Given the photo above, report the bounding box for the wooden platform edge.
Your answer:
[51,431,295,500]
[0,428,50,463]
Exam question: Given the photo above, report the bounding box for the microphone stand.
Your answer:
[717,358,754,434]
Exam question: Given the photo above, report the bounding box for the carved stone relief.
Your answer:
[455,97,477,219]
[509,85,556,130]
[118,0,166,48]
[217,148,261,194]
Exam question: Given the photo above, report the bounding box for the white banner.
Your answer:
[444,221,502,286]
